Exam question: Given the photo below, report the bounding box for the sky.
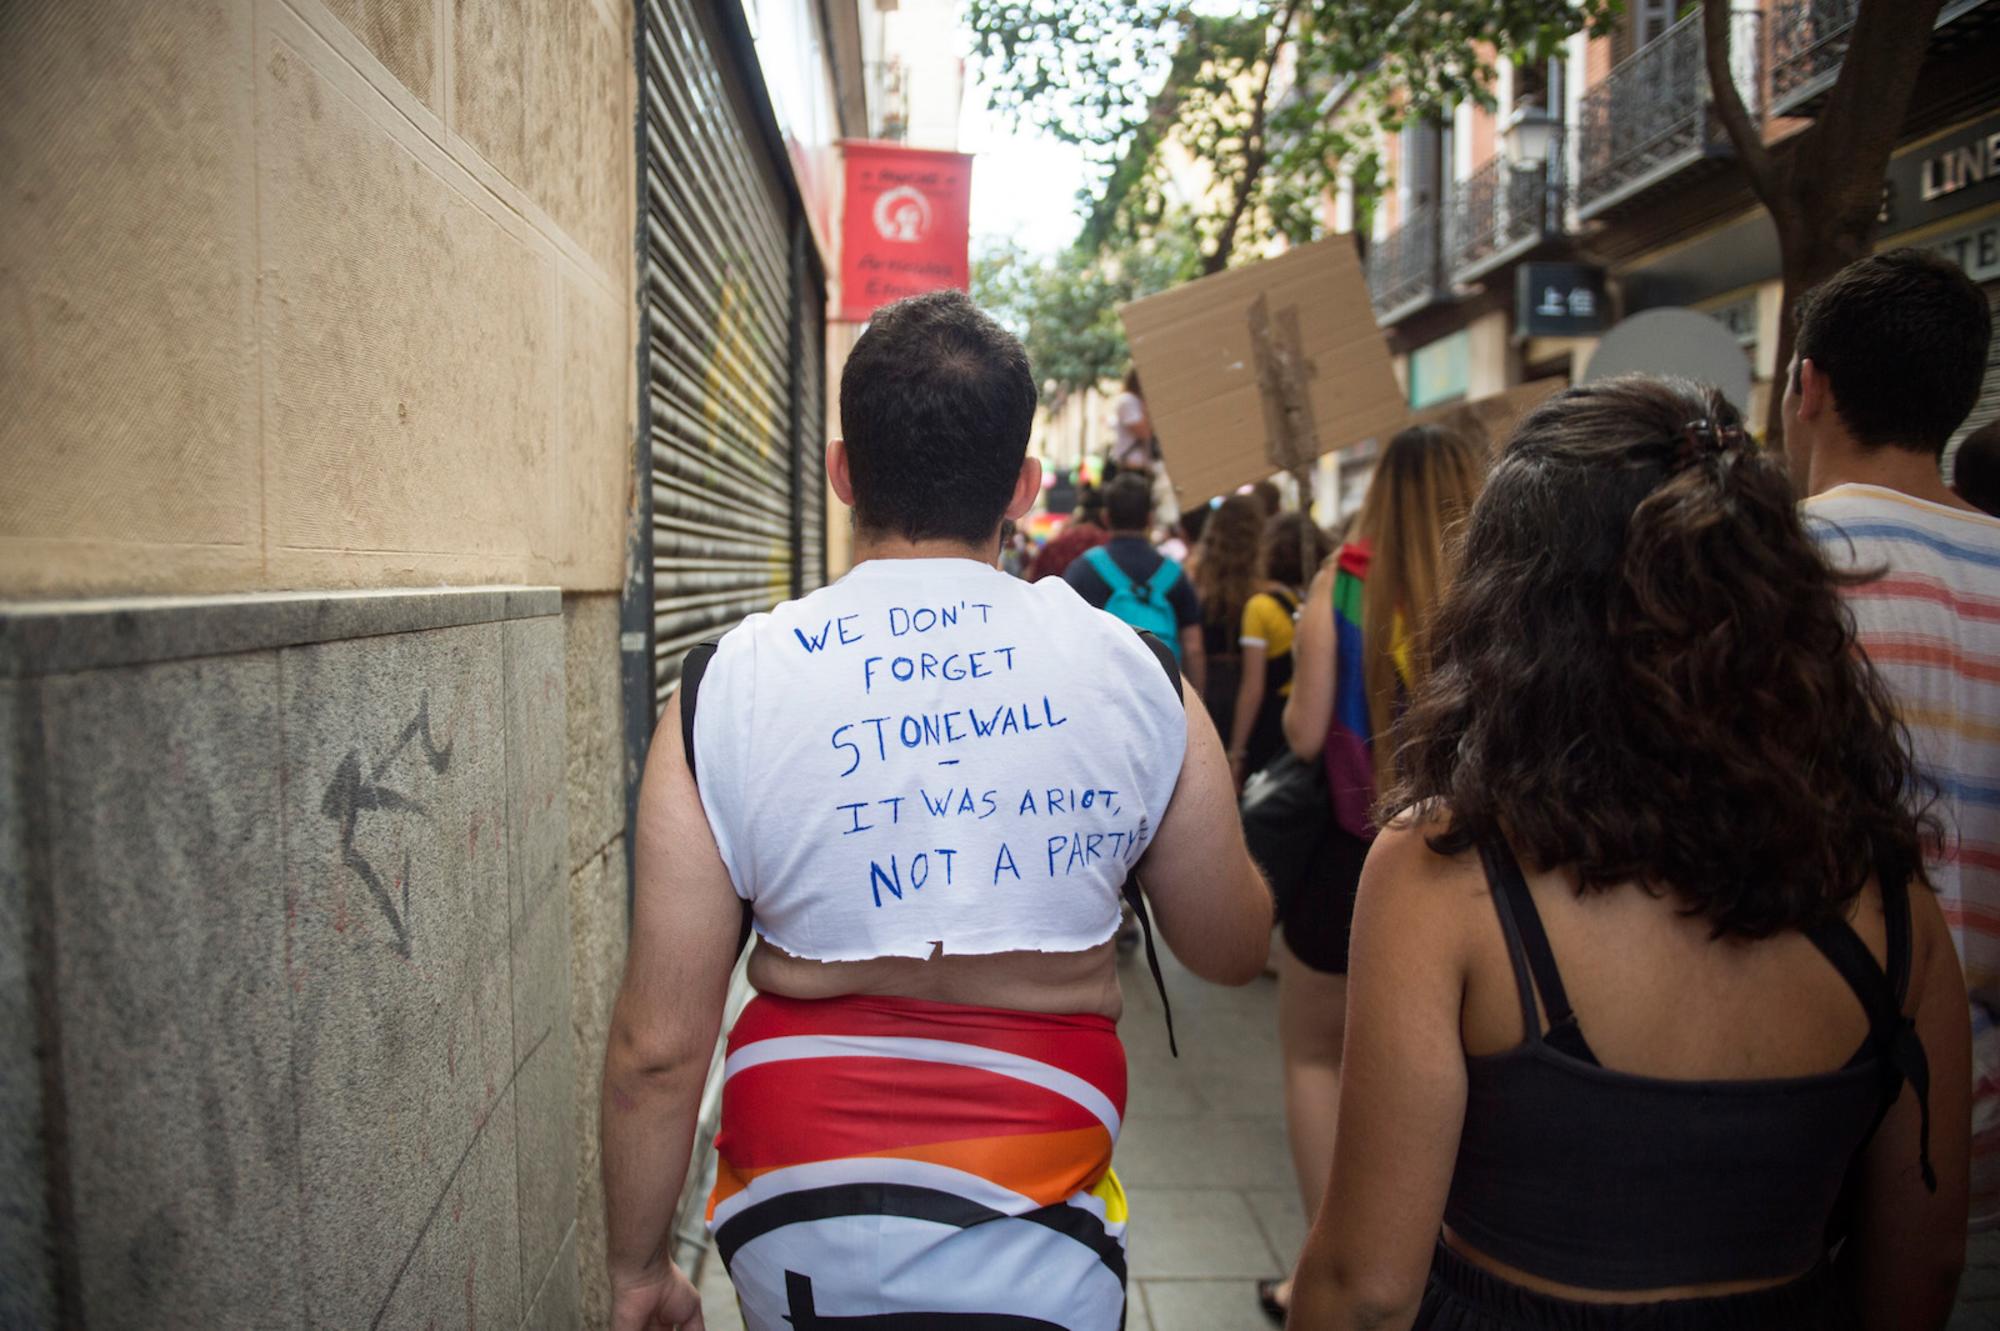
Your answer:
[959,55,1093,256]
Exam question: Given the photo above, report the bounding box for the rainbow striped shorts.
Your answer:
[707,992,1129,1329]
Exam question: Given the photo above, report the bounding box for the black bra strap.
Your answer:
[1478,840,1596,1063]
[1883,869,1914,1007]
[1476,841,1542,1041]
[1805,875,1935,1193]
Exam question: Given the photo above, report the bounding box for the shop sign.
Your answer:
[1927,214,2000,285]
[1882,112,2000,238]
[1409,331,1470,409]
[839,142,973,322]
[1517,262,1608,337]
[1709,294,1758,349]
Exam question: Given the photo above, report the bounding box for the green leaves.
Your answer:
[966,0,1620,270]
[970,233,1202,399]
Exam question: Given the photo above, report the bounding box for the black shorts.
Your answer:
[1279,824,1370,974]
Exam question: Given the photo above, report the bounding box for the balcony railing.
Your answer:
[1770,0,1994,118]
[1575,7,1762,220]
[1365,200,1441,322]
[1446,134,1563,285]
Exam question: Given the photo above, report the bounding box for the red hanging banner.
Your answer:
[839,142,974,323]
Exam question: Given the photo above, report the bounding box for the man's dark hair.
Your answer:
[1075,485,1106,526]
[1103,474,1153,531]
[1793,249,1991,457]
[839,290,1037,543]
[1955,421,2000,518]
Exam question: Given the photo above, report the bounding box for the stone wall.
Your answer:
[0,588,594,1328]
[0,0,634,598]
[562,593,629,1330]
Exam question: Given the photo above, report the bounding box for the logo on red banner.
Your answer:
[840,143,973,323]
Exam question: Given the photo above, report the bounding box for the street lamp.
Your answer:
[1503,103,1561,167]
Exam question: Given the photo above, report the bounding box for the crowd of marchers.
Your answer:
[599,248,2000,1331]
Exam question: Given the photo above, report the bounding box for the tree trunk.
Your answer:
[1765,217,1876,444]
[1699,0,1944,449]
[1202,0,1301,274]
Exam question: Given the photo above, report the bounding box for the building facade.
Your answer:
[1,1,870,1325]
[1351,0,2000,499]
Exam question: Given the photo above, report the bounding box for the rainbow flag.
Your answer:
[1325,541,1407,839]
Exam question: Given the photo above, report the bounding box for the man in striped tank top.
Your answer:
[1786,249,2000,1226]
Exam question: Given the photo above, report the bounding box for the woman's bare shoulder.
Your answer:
[1364,806,1488,912]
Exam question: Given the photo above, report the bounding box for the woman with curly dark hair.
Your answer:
[1288,377,1970,1330]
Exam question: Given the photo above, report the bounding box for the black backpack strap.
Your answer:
[679,641,718,785]
[1126,628,1182,1056]
[1135,628,1182,698]
[677,641,754,956]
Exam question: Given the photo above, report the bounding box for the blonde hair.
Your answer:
[1351,425,1486,791]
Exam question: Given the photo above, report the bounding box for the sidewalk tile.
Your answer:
[1123,1187,1284,1278]
[696,1252,745,1331]
[1139,1279,1278,1331]
[1243,1187,1309,1272]
[1115,1114,1294,1188]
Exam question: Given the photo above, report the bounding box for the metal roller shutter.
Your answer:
[638,0,828,711]
[797,262,829,593]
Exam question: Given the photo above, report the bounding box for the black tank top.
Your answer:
[1443,840,1935,1291]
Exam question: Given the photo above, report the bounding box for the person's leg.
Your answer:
[1266,935,1347,1313]
[1278,936,1348,1221]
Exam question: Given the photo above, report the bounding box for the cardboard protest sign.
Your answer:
[1411,377,1566,457]
[1118,236,1405,507]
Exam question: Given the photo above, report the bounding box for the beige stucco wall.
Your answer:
[1,0,635,598]
[1465,308,1514,399]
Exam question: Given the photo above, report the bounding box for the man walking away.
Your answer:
[1787,248,2000,1230]
[1066,473,1206,693]
[600,290,1270,1331]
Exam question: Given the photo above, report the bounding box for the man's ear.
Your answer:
[827,438,855,509]
[1004,455,1044,521]
[1796,358,1830,424]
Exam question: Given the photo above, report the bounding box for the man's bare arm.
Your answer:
[1138,679,1271,985]
[600,692,744,1327]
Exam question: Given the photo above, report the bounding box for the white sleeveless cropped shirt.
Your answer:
[691,557,1188,962]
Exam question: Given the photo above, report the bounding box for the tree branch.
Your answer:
[1700,0,1778,210]
[1205,0,1303,273]
[1806,0,1945,208]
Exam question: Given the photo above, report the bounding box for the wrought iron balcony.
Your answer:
[1770,0,1997,119]
[1575,7,1762,221]
[1446,135,1564,285]
[1366,200,1441,323]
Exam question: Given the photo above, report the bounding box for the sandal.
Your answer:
[1256,1276,1288,1326]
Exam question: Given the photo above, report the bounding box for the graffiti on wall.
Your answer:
[320,693,454,958]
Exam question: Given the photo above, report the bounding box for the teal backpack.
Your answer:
[1081,546,1183,660]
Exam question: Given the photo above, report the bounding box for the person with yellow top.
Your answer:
[1228,512,1333,786]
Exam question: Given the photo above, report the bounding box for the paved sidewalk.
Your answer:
[692,945,1298,1330]
[688,949,2000,1330]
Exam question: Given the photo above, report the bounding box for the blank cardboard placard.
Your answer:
[1412,377,1566,457]
[1119,237,1405,508]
